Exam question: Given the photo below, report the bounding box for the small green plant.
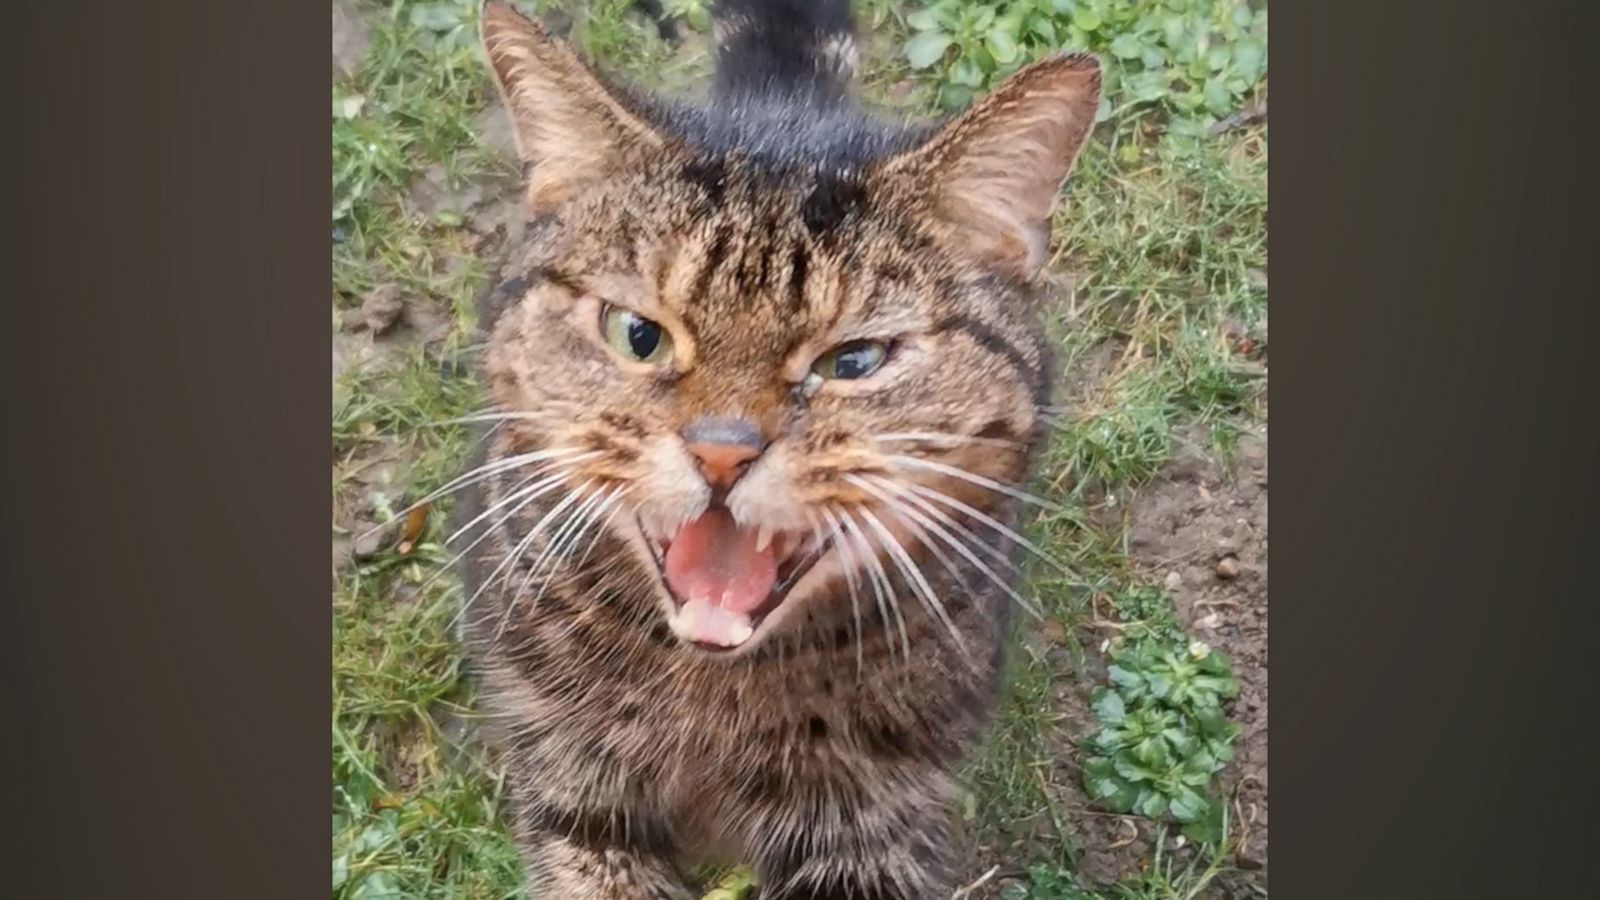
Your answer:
[662,0,714,32]
[902,0,1266,124]
[1001,831,1234,899]
[699,865,758,899]
[1081,634,1240,842]
[1002,864,1096,899]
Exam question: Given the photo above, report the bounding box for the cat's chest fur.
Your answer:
[472,564,1004,855]
[461,448,1011,847]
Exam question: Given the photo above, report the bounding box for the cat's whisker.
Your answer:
[440,476,572,630]
[515,483,611,600]
[858,484,1045,670]
[424,467,582,601]
[359,448,595,540]
[859,476,1042,620]
[449,482,582,632]
[526,486,625,602]
[812,508,865,677]
[567,486,631,583]
[429,449,587,504]
[882,455,1060,511]
[841,507,911,660]
[904,482,1083,585]
[481,478,596,641]
[556,531,634,596]
[853,503,966,654]
[845,477,976,644]
[881,480,1023,576]
[534,483,633,614]
[432,410,547,427]
[872,431,1025,451]
[826,506,897,662]
[446,468,572,546]
[524,483,629,604]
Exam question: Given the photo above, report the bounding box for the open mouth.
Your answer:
[639,507,832,652]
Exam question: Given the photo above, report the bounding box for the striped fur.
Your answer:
[462,3,1100,895]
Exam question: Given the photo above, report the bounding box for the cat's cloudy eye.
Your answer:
[602,304,673,364]
[812,340,888,381]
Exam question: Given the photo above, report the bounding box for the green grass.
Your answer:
[958,124,1266,894]
[1004,832,1236,899]
[332,3,1266,898]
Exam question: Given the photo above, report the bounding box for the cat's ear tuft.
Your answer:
[480,1,666,212]
[884,53,1101,281]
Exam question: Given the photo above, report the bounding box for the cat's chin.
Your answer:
[636,512,831,656]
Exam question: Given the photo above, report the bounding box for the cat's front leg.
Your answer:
[520,830,696,900]
[744,774,957,900]
[509,778,695,900]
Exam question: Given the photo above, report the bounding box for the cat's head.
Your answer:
[474,2,1099,656]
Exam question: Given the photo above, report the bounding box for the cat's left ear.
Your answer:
[480,1,667,212]
[882,53,1101,281]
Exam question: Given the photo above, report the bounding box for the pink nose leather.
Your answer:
[685,441,760,489]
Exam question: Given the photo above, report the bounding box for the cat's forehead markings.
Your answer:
[654,223,731,318]
[800,171,869,237]
[581,272,647,306]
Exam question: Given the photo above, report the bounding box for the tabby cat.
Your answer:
[455,1,1099,896]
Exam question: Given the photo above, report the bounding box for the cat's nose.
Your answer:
[682,416,765,491]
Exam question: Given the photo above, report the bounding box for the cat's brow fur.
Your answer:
[459,2,1099,896]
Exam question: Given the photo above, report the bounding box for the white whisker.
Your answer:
[841,507,911,659]
[859,476,1042,620]
[567,486,630,582]
[846,476,979,626]
[479,478,595,641]
[873,431,1024,450]
[359,447,595,540]
[883,455,1059,510]
[521,483,629,603]
[905,482,1081,584]
[514,484,610,599]
[441,477,568,629]
[853,503,966,653]
[424,466,582,601]
[818,507,867,676]
[865,475,1022,575]
[431,410,546,427]
[446,469,572,546]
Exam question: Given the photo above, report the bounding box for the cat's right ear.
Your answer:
[480,1,666,213]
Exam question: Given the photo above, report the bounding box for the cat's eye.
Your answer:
[601,304,673,364]
[811,340,889,381]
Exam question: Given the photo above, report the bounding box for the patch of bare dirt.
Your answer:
[332,154,534,602]
[961,422,1268,899]
[1122,425,1268,893]
[332,0,371,82]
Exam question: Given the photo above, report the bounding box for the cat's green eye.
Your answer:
[811,340,889,380]
[602,304,673,364]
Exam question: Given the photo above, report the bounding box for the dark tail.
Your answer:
[709,0,857,104]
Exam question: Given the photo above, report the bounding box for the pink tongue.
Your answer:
[664,508,778,614]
